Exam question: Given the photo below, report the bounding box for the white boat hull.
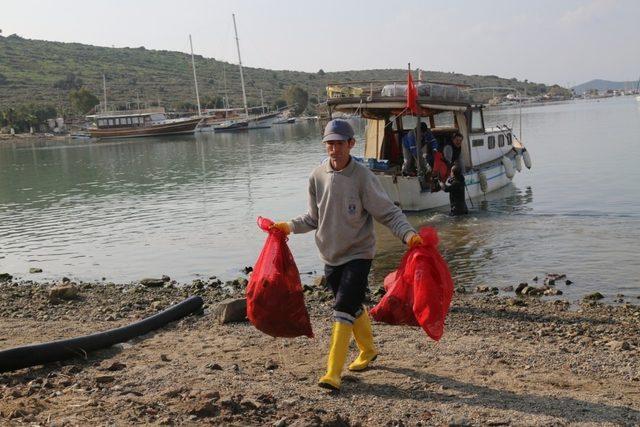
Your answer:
[247,115,276,129]
[213,113,278,132]
[376,159,514,211]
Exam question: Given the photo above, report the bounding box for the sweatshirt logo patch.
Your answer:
[348,203,356,215]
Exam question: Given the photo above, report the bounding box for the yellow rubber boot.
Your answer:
[318,322,353,391]
[348,309,378,371]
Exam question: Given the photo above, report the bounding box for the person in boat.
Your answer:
[272,119,422,391]
[401,122,438,175]
[421,122,439,167]
[442,165,469,216]
[442,132,465,174]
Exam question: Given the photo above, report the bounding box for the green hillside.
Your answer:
[0,34,553,114]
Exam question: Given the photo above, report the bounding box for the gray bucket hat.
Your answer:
[322,119,354,143]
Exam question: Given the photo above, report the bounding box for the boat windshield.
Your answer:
[434,111,455,128]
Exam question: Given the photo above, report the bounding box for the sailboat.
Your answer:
[87,71,202,140]
[87,36,205,140]
[214,14,279,132]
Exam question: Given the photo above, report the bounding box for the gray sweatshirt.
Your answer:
[290,157,415,266]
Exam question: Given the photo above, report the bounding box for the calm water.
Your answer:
[1,97,639,302]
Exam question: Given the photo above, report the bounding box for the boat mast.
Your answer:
[102,74,107,113]
[260,89,265,114]
[409,63,427,191]
[232,13,249,117]
[222,63,229,119]
[189,34,202,117]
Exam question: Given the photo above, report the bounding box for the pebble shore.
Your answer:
[1,276,639,426]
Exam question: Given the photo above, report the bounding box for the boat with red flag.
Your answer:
[324,68,533,211]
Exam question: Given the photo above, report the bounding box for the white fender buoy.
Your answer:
[522,149,532,169]
[501,156,515,179]
[478,171,488,193]
[515,154,523,172]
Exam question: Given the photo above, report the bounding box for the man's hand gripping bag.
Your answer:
[370,227,453,341]
[246,217,314,338]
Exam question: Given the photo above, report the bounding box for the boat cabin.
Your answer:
[323,79,529,211]
[87,108,167,130]
[86,106,202,140]
[325,81,516,173]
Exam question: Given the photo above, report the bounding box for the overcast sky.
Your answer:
[2,0,639,86]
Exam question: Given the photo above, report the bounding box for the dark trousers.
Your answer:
[324,259,372,323]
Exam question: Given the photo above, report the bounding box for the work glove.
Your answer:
[406,232,423,248]
[271,222,291,235]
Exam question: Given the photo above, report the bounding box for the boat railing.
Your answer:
[326,80,470,98]
[89,107,166,118]
[325,79,472,102]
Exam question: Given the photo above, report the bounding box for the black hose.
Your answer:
[0,296,203,373]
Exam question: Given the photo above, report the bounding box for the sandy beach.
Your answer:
[1,277,639,426]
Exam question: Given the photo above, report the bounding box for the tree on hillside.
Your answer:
[175,101,197,111]
[1,104,57,133]
[29,104,57,123]
[69,88,99,114]
[317,69,325,76]
[305,97,318,115]
[54,73,84,91]
[283,86,308,115]
[1,108,17,127]
[546,85,571,99]
[201,95,225,109]
[0,73,7,85]
[274,99,287,110]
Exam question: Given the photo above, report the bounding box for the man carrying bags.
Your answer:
[272,119,422,391]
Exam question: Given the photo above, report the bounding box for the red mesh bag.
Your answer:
[246,217,313,338]
[370,227,453,341]
[432,151,449,182]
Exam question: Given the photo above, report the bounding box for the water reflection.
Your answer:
[0,122,332,283]
[1,100,639,301]
[373,184,534,289]
[477,185,534,214]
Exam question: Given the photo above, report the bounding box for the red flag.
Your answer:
[406,71,419,114]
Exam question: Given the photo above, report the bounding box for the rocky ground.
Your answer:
[1,275,639,426]
[0,133,67,142]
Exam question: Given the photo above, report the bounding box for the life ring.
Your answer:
[522,149,532,169]
[501,156,515,179]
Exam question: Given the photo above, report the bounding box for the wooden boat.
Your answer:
[87,108,202,140]
[326,78,533,211]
